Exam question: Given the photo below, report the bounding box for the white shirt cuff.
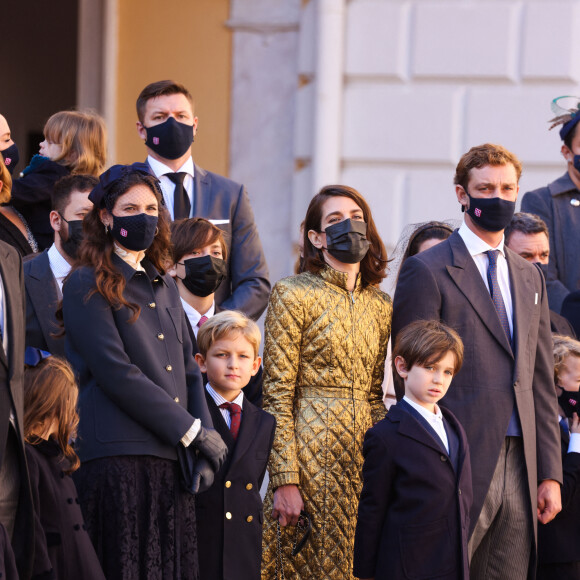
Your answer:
[568,432,580,454]
[180,418,201,447]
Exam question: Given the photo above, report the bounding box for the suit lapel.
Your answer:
[391,405,449,457]
[228,398,259,470]
[0,245,19,371]
[442,407,469,477]
[445,232,513,357]
[192,163,210,218]
[204,390,235,452]
[0,246,9,369]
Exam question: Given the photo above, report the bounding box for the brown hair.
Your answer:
[553,334,580,386]
[0,155,11,204]
[74,171,172,322]
[302,185,387,286]
[170,218,227,264]
[24,356,80,473]
[453,143,522,191]
[197,310,261,358]
[393,320,464,376]
[52,174,99,215]
[43,110,107,176]
[504,212,549,246]
[136,80,194,123]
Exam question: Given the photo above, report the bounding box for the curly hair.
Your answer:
[553,334,580,386]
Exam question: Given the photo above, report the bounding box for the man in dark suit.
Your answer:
[135,80,270,321]
[0,239,34,579]
[392,144,563,579]
[521,104,580,313]
[504,212,576,337]
[24,174,97,356]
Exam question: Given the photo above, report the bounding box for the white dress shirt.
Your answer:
[403,396,449,453]
[458,221,513,337]
[206,383,244,428]
[147,155,195,221]
[180,298,215,338]
[47,244,72,293]
[559,414,580,454]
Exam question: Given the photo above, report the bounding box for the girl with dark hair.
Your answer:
[62,164,226,580]
[261,185,392,579]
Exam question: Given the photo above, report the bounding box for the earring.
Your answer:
[104,224,109,234]
[154,227,159,236]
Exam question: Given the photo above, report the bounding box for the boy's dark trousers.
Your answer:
[195,390,275,580]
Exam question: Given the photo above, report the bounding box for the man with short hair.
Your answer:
[522,103,580,312]
[505,212,575,337]
[135,80,270,320]
[24,174,96,356]
[393,143,562,580]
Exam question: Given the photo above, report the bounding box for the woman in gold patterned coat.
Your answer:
[261,185,392,579]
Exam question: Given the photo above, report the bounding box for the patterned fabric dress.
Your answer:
[261,266,392,579]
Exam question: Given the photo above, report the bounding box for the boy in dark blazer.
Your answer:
[354,320,472,580]
[194,310,275,580]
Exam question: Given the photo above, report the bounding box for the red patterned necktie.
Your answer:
[219,402,242,440]
[197,315,208,328]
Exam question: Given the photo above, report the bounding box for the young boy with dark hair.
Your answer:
[354,319,472,580]
[194,310,275,580]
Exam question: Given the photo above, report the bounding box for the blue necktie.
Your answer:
[486,250,512,346]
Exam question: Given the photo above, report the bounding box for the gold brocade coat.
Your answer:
[261,267,392,579]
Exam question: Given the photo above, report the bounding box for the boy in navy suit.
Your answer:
[354,320,473,580]
[537,334,580,580]
[194,310,275,580]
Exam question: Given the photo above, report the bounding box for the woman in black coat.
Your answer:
[62,164,227,580]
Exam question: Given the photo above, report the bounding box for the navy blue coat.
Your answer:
[196,391,275,580]
[353,402,472,580]
[62,255,211,462]
[522,173,580,312]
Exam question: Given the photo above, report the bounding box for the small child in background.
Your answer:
[11,110,106,250]
[194,311,275,580]
[353,320,472,580]
[23,348,105,580]
[537,335,580,580]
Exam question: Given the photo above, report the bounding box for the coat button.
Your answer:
[246,483,253,490]
[74,524,80,531]
[148,302,156,309]
[246,516,253,523]
[67,498,73,504]
[458,489,462,495]
[165,365,173,372]
[174,397,180,403]
[225,481,232,488]
[226,512,232,520]
[157,333,165,340]
[440,455,447,462]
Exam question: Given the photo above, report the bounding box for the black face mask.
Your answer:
[558,389,580,418]
[144,117,194,160]
[464,191,516,232]
[59,215,84,260]
[178,255,227,297]
[1,143,19,175]
[110,213,158,252]
[323,218,370,264]
[572,155,580,174]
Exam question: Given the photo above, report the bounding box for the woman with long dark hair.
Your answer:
[62,164,226,579]
[261,185,392,579]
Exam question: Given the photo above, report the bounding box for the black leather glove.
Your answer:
[193,426,228,473]
[191,456,216,494]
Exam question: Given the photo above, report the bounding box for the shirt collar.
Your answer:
[114,243,146,272]
[180,297,215,325]
[548,172,578,197]
[47,244,72,280]
[403,395,443,423]
[147,155,194,179]
[206,383,244,409]
[458,220,506,258]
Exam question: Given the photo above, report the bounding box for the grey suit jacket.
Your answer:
[522,172,580,312]
[23,250,64,356]
[148,159,271,320]
[392,231,562,547]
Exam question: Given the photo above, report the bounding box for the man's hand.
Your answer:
[272,484,304,527]
[537,479,561,524]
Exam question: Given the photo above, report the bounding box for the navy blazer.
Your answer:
[522,173,580,312]
[392,231,562,546]
[24,249,65,356]
[0,240,34,580]
[353,402,472,580]
[62,255,212,462]
[537,422,580,566]
[196,390,275,580]
[147,160,271,320]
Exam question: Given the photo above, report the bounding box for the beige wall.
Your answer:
[114,0,231,175]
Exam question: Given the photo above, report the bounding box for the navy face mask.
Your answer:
[111,212,158,252]
[59,216,84,260]
[558,389,580,418]
[465,192,516,232]
[144,117,194,160]
[323,218,370,264]
[1,143,20,175]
